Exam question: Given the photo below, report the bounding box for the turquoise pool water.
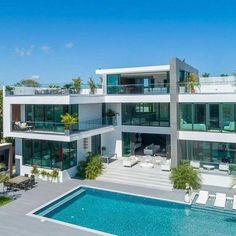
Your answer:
[35,187,236,236]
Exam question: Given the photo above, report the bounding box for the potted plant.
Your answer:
[72,77,82,93]
[106,109,116,125]
[40,170,48,181]
[88,77,97,94]
[186,73,199,93]
[31,165,40,179]
[60,113,78,135]
[184,183,191,203]
[170,161,201,190]
[50,169,59,183]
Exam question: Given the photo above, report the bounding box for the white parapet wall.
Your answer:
[20,165,78,183]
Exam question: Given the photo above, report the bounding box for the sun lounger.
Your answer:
[214,193,226,208]
[196,190,209,205]
[233,196,236,210]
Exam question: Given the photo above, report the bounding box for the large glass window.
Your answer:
[180,140,236,166]
[179,103,236,133]
[179,103,192,130]
[159,103,170,126]
[208,104,220,131]
[193,104,206,131]
[25,104,78,132]
[22,139,77,170]
[107,72,169,94]
[122,103,169,127]
[222,103,235,132]
[107,74,120,94]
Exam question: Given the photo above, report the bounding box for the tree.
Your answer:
[15,79,40,87]
[71,77,82,92]
[220,74,228,77]
[88,77,97,94]
[202,73,210,77]
[233,72,236,78]
[170,162,201,190]
[186,73,199,93]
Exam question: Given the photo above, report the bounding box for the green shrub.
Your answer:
[50,169,59,179]
[170,162,201,190]
[85,155,103,179]
[77,153,103,180]
[76,160,88,179]
[0,173,9,184]
[229,164,236,174]
[31,165,40,175]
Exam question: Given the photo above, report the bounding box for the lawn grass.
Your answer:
[0,196,12,207]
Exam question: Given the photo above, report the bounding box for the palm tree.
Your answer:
[88,77,97,94]
[72,77,82,93]
[186,73,199,93]
[202,73,210,77]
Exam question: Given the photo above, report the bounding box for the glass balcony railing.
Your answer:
[179,80,236,94]
[11,117,117,134]
[122,113,170,127]
[107,83,169,95]
[5,84,103,96]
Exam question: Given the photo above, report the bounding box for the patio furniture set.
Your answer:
[3,175,36,192]
[123,155,171,171]
[190,161,229,172]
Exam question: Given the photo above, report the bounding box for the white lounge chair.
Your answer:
[123,156,138,167]
[214,193,226,208]
[161,159,171,171]
[196,190,209,205]
[233,196,236,210]
[190,161,200,169]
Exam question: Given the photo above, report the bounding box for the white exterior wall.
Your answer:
[101,103,122,157]
[79,103,102,121]
[179,131,236,143]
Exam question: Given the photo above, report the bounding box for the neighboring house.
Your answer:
[3,57,236,186]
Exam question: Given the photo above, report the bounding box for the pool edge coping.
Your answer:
[26,184,189,236]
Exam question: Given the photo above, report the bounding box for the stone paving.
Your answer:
[1,177,234,236]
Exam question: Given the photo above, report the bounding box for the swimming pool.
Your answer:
[31,186,236,236]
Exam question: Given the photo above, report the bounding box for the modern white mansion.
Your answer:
[3,57,236,186]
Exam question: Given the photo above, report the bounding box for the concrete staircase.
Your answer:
[96,164,173,191]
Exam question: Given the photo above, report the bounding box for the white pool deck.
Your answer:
[1,176,235,236]
[0,178,185,236]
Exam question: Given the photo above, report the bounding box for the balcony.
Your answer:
[11,117,117,135]
[107,83,169,95]
[179,76,236,94]
[5,84,103,96]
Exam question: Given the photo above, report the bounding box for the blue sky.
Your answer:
[0,0,236,86]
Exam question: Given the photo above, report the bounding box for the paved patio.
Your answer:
[1,176,235,236]
[0,178,185,236]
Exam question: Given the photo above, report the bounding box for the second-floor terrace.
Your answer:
[178,76,236,94]
[8,104,117,139]
[4,83,103,96]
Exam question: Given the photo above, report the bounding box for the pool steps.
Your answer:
[38,188,85,216]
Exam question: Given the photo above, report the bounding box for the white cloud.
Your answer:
[65,42,74,49]
[41,45,50,53]
[31,75,40,80]
[15,45,35,57]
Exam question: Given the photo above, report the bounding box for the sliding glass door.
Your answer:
[208,104,220,131]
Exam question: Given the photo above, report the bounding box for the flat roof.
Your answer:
[96,65,170,75]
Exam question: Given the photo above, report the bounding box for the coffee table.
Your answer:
[140,162,154,168]
[203,164,215,170]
